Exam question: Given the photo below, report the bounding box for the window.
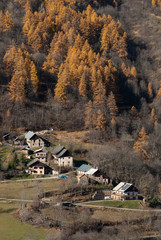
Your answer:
[40,171,42,174]
[40,167,43,169]
[34,167,37,169]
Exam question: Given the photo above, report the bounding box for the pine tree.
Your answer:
[148,83,153,99]
[4,11,14,31]
[84,100,96,129]
[131,66,137,78]
[151,108,157,123]
[130,106,138,118]
[133,127,149,160]
[93,81,106,108]
[30,62,39,93]
[54,64,70,103]
[107,91,118,117]
[0,11,4,31]
[157,81,161,98]
[96,110,106,131]
[121,62,129,77]
[78,67,88,97]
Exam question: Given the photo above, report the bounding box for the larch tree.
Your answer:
[107,91,118,117]
[131,66,137,78]
[4,11,14,31]
[148,83,153,99]
[30,62,39,93]
[84,100,96,129]
[133,127,149,160]
[95,109,106,131]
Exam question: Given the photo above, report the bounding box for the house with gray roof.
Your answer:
[34,148,49,162]
[111,182,138,200]
[77,164,92,174]
[77,165,109,185]
[51,144,73,168]
[25,131,50,148]
[27,159,54,175]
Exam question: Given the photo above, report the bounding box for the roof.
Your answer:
[27,159,40,167]
[85,168,98,175]
[56,148,68,158]
[113,182,125,191]
[27,159,52,169]
[34,148,48,154]
[77,164,92,172]
[25,131,36,140]
[52,145,65,155]
[113,182,132,192]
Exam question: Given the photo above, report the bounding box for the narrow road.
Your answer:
[0,176,58,183]
[75,202,161,212]
[1,197,161,212]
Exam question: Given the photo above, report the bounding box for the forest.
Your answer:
[0,0,161,196]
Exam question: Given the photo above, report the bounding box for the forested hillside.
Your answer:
[0,0,161,194]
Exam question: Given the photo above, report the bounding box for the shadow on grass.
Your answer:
[0,208,17,214]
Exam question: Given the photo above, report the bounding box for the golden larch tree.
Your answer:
[30,62,39,93]
[148,83,153,99]
[131,66,137,78]
[107,91,118,117]
[95,110,106,131]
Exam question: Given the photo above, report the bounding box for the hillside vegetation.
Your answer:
[0,0,161,196]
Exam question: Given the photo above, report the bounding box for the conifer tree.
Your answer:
[107,91,118,117]
[4,11,14,31]
[148,83,153,99]
[151,108,157,123]
[133,127,149,160]
[96,110,106,131]
[30,62,39,93]
[121,62,129,77]
[131,66,137,78]
[84,100,96,129]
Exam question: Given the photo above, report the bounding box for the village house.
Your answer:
[51,145,73,167]
[25,131,50,148]
[85,168,109,184]
[22,147,33,158]
[77,164,92,175]
[34,148,48,162]
[27,159,54,175]
[77,164,109,185]
[111,182,138,200]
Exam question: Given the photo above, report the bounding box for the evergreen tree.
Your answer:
[107,91,118,117]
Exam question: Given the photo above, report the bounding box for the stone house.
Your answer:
[25,131,50,148]
[51,145,73,167]
[34,148,48,162]
[27,159,53,175]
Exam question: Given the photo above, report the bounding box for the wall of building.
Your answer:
[58,157,73,167]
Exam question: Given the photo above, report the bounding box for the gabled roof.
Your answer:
[77,164,92,172]
[34,148,48,154]
[27,159,52,169]
[52,145,65,155]
[113,182,132,192]
[56,148,68,158]
[85,168,98,175]
[25,131,36,140]
[113,182,125,191]
[27,159,40,167]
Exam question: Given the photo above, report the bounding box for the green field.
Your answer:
[0,202,46,240]
[87,200,142,209]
